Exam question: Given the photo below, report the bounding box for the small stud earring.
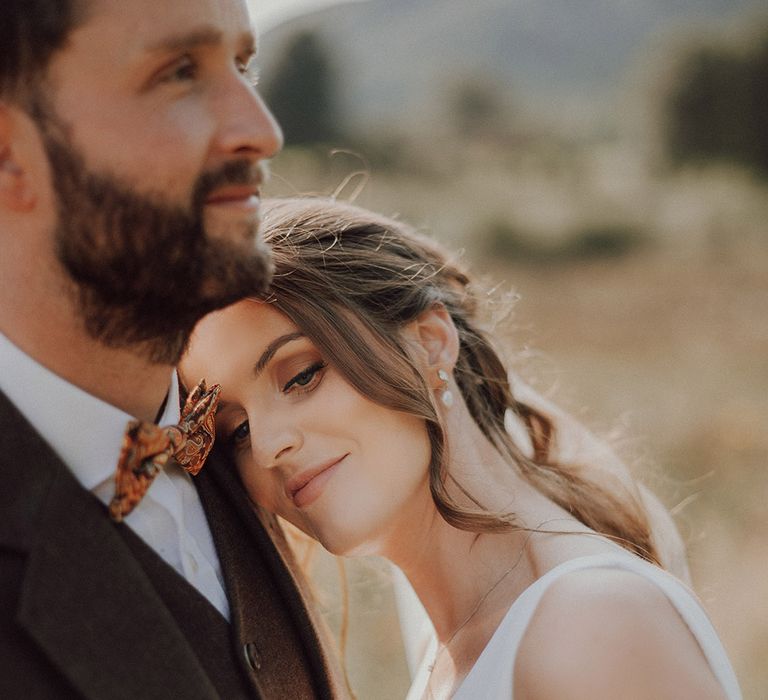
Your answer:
[437,368,454,408]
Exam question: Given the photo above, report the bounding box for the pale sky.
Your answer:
[249,0,368,33]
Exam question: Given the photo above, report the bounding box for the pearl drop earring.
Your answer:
[437,368,454,408]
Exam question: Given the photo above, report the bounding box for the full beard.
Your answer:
[36,107,273,365]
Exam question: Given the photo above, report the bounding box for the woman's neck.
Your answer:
[392,516,537,642]
[382,411,552,641]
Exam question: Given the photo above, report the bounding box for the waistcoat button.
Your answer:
[244,642,262,671]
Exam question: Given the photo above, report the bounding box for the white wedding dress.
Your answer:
[404,551,742,700]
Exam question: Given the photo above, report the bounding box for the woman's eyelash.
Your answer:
[283,361,326,392]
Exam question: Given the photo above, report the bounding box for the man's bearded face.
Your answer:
[37,105,273,365]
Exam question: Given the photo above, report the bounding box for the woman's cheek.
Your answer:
[237,462,269,508]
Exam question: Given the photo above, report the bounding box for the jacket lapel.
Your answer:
[200,448,347,699]
[0,391,219,700]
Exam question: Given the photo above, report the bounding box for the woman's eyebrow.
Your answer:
[253,332,305,377]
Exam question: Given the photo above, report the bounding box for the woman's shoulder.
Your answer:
[513,564,726,700]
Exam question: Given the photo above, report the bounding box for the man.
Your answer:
[0,1,341,697]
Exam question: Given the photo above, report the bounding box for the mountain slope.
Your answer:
[259,0,763,133]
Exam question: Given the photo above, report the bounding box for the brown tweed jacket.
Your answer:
[0,389,345,699]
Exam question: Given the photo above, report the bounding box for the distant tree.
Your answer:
[450,78,507,138]
[745,35,768,174]
[263,31,341,145]
[662,24,768,176]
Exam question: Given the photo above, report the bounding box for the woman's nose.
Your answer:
[249,415,304,469]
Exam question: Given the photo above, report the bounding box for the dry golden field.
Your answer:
[265,146,768,699]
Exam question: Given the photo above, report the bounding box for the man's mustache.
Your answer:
[193,160,268,209]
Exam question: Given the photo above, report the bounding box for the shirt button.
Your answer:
[244,642,262,671]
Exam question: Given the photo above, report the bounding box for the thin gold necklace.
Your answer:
[425,530,535,699]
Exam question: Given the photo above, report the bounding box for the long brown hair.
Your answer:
[258,197,659,564]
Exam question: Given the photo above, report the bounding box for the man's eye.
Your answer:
[160,55,198,83]
[283,361,326,393]
[237,58,260,87]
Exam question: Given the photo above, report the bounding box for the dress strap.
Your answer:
[452,553,741,700]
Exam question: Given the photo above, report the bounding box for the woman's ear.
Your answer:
[403,304,460,373]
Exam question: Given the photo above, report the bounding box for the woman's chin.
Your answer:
[315,530,383,559]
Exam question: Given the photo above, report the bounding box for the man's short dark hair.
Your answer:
[0,0,85,103]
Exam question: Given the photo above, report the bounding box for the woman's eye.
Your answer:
[283,361,326,393]
[231,420,250,445]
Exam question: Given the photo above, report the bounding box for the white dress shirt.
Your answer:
[0,330,230,619]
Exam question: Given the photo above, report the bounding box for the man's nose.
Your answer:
[212,74,283,161]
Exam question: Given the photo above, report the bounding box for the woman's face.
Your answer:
[181,300,433,556]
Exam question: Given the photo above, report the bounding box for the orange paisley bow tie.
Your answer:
[109,380,221,522]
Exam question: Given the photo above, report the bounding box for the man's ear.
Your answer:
[0,104,36,212]
[402,304,460,373]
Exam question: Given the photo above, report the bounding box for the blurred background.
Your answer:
[253,1,768,697]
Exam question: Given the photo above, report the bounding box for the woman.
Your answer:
[181,198,740,699]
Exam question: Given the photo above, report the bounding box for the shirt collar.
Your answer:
[0,330,179,491]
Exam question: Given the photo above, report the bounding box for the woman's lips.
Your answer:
[287,455,347,509]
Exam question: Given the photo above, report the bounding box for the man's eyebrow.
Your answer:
[253,332,306,377]
[145,26,256,55]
